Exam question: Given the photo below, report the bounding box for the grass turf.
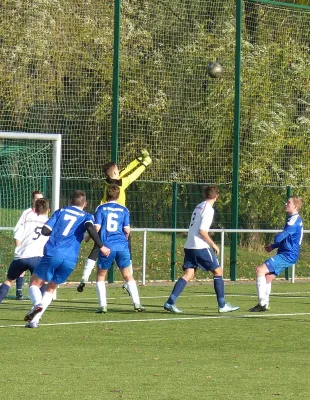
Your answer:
[0,281,310,400]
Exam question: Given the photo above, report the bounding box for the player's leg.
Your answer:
[96,260,110,313]
[122,235,132,296]
[77,244,99,292]
[25,256,54,322]
[15,271,26,300]
[265,273,276,309]
[164,249,196,313]
[118,251,145,312]
[26,257,75,327]
[0,279,13,303]
[211,266,239,313]
[0,259,25,303]
[26,280,59,328]
[249,262,271,312]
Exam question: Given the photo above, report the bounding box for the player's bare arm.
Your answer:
[199,229,219,255]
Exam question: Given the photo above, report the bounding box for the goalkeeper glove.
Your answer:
[137,149,150,162]
[142,155,152,167]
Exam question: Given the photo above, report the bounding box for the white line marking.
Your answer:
[2,312,310,329]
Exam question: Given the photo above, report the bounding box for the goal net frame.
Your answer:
[0,132,61,214]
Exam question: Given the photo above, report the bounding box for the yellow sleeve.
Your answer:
[119,159,140,178]
[120,164,146,190]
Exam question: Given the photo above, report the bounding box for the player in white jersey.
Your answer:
[164,186,239,314]
[13,190,44,299]
[0,198,49,304]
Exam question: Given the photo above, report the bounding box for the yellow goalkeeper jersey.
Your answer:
[100,159,146,206]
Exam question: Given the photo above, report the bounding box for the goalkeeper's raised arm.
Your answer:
[100,149,152,205]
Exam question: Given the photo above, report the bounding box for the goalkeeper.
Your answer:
[77,149,152,293]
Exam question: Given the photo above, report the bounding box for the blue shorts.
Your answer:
[183,248,220,271]
[98,250,131,270]
[34,256,76,284]
[7,257,42,280]
[265,253,295,276]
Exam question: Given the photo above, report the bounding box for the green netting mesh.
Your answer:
[0,1,309,185]
[0,138,53,226]
[241,0,310,186]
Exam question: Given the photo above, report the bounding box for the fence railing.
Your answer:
[132,228,310,285]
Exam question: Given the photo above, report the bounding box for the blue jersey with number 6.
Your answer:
[44,206,94,263]
[94,201,130,251]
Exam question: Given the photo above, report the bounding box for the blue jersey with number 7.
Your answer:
[43,206,94,262]
[94,201,130,251]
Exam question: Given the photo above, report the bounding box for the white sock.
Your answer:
[29,285,43,306]
[32,291,54,323]
[265,282,272,307]
[256,276,268,306]
[96,281,107,307]
[81,259,96,282]
[128,262,133,275]
[127,280,140,305]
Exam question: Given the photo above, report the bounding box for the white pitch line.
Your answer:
[66,292,310,302]
[2,312,310,329]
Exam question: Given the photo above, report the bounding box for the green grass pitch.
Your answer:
[1,281,310,400]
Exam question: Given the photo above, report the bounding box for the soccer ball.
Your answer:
[207,62,223,78]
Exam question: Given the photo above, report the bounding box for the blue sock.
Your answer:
[40,283,47,295]
[16,276,24,297]
[213,276,225,308]
[167,278,187,305]
[0,283,10,304]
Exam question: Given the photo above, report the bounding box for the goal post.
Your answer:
[0,132,61,213]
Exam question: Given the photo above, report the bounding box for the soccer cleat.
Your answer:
[249,304,269,312]
[95,306,107,314]
[25,321,39,328]
[24,304,43,322]
[218,303,240,313]
[77,282,85,293]
[122,283,130,296]
[15,294,24,300]
[164,302,183,313]
[134,303,146,312]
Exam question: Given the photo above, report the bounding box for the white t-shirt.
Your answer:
[13,208,34,242]
[184,201,214,249]
[14,211,49,259]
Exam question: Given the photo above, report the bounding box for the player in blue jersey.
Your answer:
[164,186,239,314]
[249,196,303,312]
[24,190,110,328]
[94,184,145,313]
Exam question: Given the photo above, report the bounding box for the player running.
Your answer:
[24,190,110,328]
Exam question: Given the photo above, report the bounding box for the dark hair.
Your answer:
[35,198,49,215]
[106,184,120,201]
[71,190,87,207]
[103,161,116,176]
[32,190,44,199]
[203,185,219,200]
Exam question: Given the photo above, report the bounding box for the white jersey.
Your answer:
[13,208,34,242]
[14,212,49,259]
[184,201,214,249]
